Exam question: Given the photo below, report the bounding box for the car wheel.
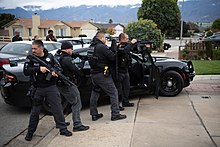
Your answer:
[159,71,184,96]
[42,94,70,114]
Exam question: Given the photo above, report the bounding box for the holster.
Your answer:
[26,85,36,98]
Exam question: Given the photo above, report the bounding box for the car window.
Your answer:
[44,42,61,52]
[72,40,83,45]
[73,51,87,63]
[0,43,31,55]
[53,42,61,49]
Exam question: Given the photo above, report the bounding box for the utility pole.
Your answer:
[180,0,184,45]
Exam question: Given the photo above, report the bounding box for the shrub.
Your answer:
[212,48,220,60]
[125,19,163,51]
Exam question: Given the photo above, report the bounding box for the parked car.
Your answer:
[57,38,91,49]
[72,37,93,44]
[0,45,195,112]
[203,34,220,43]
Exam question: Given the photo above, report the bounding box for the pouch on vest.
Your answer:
[87,46,98,69]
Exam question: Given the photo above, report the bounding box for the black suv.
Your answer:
[0,45,195,112]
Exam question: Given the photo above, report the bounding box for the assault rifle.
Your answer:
[110,39,118,80]
[28,54,74,86]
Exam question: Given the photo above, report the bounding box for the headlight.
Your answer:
[183,65,189,72]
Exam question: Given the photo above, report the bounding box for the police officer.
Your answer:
[89,32,126,121]
[115,33,137,108]
[56,41,89,132]
[23,40,72,141]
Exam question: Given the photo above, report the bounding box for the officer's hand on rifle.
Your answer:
[145,44,151,48]
[51,71,58,77]
[131,38,137,44]
[40,66,50,73]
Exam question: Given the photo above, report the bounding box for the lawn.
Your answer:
[192,60,220,75]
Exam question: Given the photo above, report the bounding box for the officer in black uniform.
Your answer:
[115,33,137,108]
[23,40,72,141]
[89,32,126,121]
[56,41,89,132]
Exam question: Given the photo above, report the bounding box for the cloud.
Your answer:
[0,0,142,10]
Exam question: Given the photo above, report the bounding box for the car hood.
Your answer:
[0,52,25,59]
[152,56,181,62]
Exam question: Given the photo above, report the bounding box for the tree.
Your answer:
[108,19,113,24]
[211,18,220,32]
[125,19,163,50]
[0,13,15,29]
[137,0,180,35]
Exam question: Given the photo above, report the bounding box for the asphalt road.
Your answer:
[0,42,29,146]
[0,95,45,146]
[0,96,30,146]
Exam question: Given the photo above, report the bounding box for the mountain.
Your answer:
[179,0,220,22]
[0,0,219,24]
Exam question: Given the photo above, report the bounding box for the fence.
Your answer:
[178,41,220,60]
[0,36,11,42]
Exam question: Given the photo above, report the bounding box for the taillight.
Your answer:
[0,59,10,67]
[5,74,17,83]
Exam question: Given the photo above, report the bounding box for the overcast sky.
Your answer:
[0,0,185,10]
[0,0,142,10]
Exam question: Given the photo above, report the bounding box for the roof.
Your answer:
[39,20,61,28]
[4,18,66,29]
[64,21,90,28]
[93,23,125,29]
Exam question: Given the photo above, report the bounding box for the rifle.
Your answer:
[110,39,118,80]
[28,54,74,86]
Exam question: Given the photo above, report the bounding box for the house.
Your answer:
[3,14,99,41]
[64,21,98,38]
[2,14,125,41]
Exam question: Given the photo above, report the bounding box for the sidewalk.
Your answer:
[5,76,220,147]
[45,75,220,147]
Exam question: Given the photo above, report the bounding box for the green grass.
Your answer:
[192,60,220,75]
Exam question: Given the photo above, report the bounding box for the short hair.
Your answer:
[119,33,127,42]
[96,32,105,40]
[48,30,53,34]
[32,40,44,49]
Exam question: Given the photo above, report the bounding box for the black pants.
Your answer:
[113,71,130,104]
[90,73,120,117]
[58,83,83,128]
[27,85,67,134]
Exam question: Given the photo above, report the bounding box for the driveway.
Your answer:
[5,75,220,147]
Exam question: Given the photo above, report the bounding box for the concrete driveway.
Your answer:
[6,75,220,147]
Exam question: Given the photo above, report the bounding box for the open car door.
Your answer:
[137,44,160,99]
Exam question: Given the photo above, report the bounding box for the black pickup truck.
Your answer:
[0,45,195,112]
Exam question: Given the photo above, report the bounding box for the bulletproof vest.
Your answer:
[87,46,98,69]
[117,44,131,69]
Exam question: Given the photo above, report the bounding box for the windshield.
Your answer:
[0,42,61,55]
[0,43,31,55]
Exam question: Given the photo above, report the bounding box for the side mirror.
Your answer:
[10,61,18,67]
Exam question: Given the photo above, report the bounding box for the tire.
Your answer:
[159,71,184,96]
[43,94,70,114]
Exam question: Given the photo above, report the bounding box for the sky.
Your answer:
[0,0,142,10]
[0,0,185,10]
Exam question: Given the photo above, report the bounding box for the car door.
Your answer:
[143,49,160,99]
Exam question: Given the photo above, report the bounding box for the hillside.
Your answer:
[0,0,219,23]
